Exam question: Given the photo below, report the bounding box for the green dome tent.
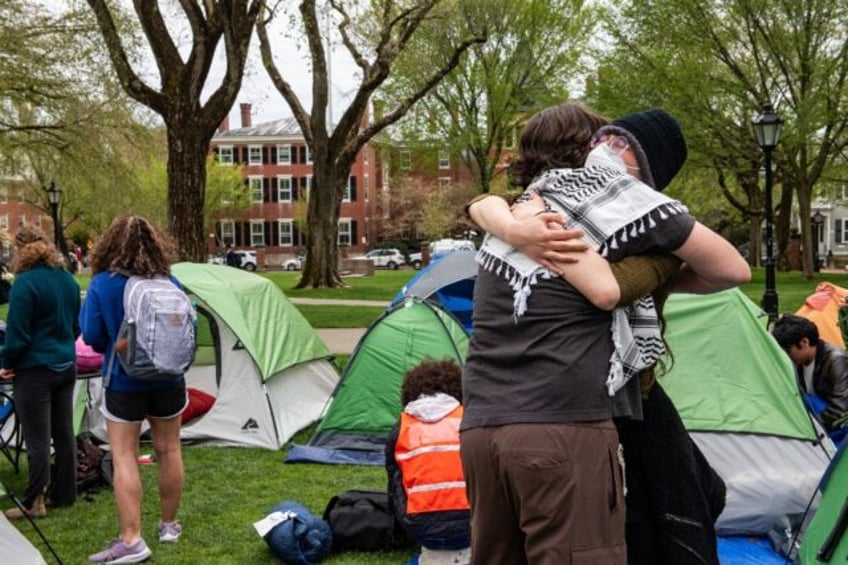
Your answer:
[286,298,468,465]
[661,289,834,535]
[81,263,339,449]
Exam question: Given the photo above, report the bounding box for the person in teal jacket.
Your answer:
[1,226,80,520]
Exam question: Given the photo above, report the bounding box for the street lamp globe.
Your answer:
[44,181,62,249]
[752,103,784,150]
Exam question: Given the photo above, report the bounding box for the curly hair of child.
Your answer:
[401,359,463,406]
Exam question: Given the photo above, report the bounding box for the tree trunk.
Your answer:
[166,124,208,262]
[297,161,344,288]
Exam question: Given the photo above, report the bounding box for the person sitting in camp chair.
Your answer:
[385,359,470,565]
[772,314,848,441]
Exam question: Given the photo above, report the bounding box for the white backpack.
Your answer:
[112,275,196,380]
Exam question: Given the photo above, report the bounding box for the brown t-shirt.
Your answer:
[461,211,695,430]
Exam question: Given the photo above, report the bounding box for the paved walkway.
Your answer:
[288,297,387,307]
[289,297,384,354]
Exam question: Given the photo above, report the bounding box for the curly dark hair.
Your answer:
[11,226,66,273]
[510,102,610,189]
[88,216,176,277]
[401,358,463,406]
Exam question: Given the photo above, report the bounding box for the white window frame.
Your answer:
[278,220,294,246]
[250,220,265,246]
[277,175,293,202]
[304,175,313,198]
[400,150,411,170]
[277,144,291,165]
[836,218,846,245]
[248,145,263,165]
[218,145,234,165]
[248,176,264,203]
[338,219,352,246]
[220,220,235,246]
[438,176,451,189]
[344,177,352,202]
[438,147,450,169]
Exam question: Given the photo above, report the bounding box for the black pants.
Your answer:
[617,385,726,565]
[14,366,77,508]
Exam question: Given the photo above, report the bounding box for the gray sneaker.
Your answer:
[158,520,182,543]
[89,538,151,564]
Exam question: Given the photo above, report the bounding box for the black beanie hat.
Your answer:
[595,109,687,191]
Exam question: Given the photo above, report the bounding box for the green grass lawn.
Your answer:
[3,265,847,563]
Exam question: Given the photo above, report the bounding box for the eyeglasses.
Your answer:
[590,133,630,155]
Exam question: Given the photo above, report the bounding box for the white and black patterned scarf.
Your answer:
[477,166,689,395]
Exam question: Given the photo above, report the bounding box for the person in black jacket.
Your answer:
[773,314,848,435]
[385,359,470,565]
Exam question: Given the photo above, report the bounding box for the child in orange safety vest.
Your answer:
[385,359,471,565]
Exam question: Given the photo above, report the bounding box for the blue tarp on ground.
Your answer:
[717,536,789,564]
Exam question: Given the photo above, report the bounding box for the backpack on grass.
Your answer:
[322,489,412,552]
[112,275,196,381]
[74,432,113,497]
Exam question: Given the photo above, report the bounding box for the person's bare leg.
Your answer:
[107,420,143,545]
[149,415,183,523]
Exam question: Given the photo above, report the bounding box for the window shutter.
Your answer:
[271,178,279,203]
[293,224,301,246]
[837,219,844,244]
[262,146,269,164]
[291,146,298,164]
[272,221,280,245]
[264,221,272,245]
[350,176,357,201]
[270,146,277,163]
[212,147,219,159]
[292,179,299,201]
[300,146,307,163]
[351,220,358,245]
[235,222,244,246]
[242,147,249,164]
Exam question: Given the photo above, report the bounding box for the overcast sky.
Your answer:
[129,2,362,128]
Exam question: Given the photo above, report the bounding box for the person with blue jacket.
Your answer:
[1,227,80,520]
[81,216,187,564]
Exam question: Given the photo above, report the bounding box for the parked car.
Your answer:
[217,250,258,271]
[408,252,423,270]
[283,255,303,271]
[358,248,406,270]
[430,238,475,257]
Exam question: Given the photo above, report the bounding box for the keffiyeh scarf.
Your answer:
[477,166,689,395]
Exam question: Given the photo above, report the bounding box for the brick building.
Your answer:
[209,103,378,266]
[0,177,51,262]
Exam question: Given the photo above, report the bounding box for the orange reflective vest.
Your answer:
[395,405,469,515]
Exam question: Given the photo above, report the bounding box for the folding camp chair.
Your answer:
[0,482,63,564]
[0,387,21,473]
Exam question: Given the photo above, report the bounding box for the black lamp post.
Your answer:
[812,210,825,273]
[45,181,62,249]
[752,102,783,323]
